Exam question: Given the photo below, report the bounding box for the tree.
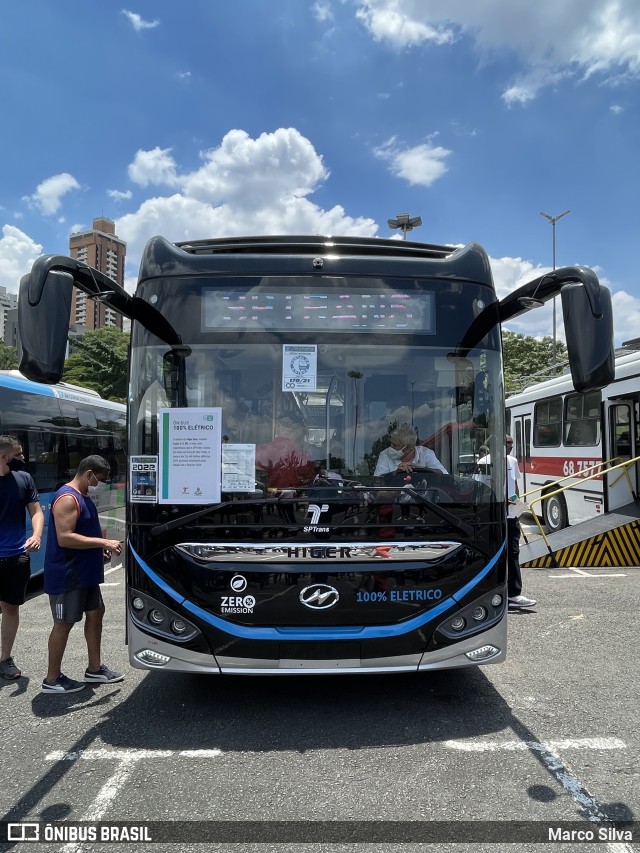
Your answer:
[0,342,18,369]
[63,327,129,402]
[503,330,567,395]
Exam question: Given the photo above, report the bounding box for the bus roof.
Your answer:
[506,347,640,408]
[175,234,458,259]
[0,370,125,410]
[137,235,495,291]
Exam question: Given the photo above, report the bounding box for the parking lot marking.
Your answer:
[47,748,223,761]
[445,737,633,853]
[550,567,627,578]
[444,737,626,752]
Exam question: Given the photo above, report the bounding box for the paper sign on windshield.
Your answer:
[282,344,317,392]
[158,408,222,504]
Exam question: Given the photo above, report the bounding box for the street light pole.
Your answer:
[388,213,422,240]
[540,209,570,374]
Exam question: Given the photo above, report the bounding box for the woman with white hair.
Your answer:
[374,425,447,478]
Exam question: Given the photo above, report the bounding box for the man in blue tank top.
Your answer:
[0,435,44,680]
[42,455,124,693]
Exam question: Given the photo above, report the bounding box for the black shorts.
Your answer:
[49,585,104,624]
[0,553,31,605]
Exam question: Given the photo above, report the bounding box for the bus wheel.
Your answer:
[543,494,568,532]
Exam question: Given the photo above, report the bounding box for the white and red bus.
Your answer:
[506,347,640,531]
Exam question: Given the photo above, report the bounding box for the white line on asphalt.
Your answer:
[445,738,634,853]
[54,748,224,853]
[444,737,626,751]
[550,567,627,578]
[46,748,223,761]
[61,756,138,853]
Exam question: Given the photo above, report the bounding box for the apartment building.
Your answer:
[68,217,126,331]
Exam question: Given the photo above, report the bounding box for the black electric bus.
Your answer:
[18,235,614,673]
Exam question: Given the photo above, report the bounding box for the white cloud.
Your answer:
[312,2,334,23]
[25,172,80,215]
[178,71,191,81]
[116,128,377,280]
[107,189,133,201]
[122,10,159,31]
[181,128,329,206]
[128,147,179,187]
[374,137,451,186]
[610,103,623,113]
[355,0,640,103]
[491,256,639,347]
[0,225,42,295]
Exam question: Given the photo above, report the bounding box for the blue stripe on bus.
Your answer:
[0,373,57,396]
[130,543,504,641]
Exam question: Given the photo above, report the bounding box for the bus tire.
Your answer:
[543,494,568,532]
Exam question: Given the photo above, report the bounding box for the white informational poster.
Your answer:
[130,455,158,503]
[282,344,317,392]
[158,408,222,504]
[222,444,256,492]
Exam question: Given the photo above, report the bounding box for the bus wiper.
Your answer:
[402,486,474,537]
[150,498,268,537]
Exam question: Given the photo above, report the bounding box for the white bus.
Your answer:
[506,347,640,532]
[0,370,126,575]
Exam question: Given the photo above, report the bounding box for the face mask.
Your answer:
[8,458,26,472]
[88,474,107,495]
[388,448,403,459]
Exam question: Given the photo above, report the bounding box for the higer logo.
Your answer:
[299,584,340,610]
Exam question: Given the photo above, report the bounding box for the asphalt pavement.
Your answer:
[1,560,639,853]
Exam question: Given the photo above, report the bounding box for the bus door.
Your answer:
[512,414,532,495]
[605,397,640,512]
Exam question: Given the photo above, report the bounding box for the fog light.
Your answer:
[450,616,466,631]
[491,594,503,607]
[472,606,487,622]
[131,597,145,611]
[149,608,165,625]
[135,649,170,667]
[171,619,187,635]
[465,645,500,662]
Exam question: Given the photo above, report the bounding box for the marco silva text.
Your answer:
[549,826,633,842]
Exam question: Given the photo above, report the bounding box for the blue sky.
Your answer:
[1,0,639,343]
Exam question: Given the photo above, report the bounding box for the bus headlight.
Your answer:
[435,587,506,643]
[128,589,200,643]
[149,609,165,625]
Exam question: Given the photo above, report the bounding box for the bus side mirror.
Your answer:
[18,270,73,384]
[561,282,614,392]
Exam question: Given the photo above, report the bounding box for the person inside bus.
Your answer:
[566,419,596,446]
[372,425,447,522]
[374,425,448,480]
[256,411,315,522]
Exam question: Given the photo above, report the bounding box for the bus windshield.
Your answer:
[130,275,505,540]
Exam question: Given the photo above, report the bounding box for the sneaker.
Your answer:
[84,664,124,684]
[41,674,86,693]
[508,594,537,609]
[0,656,21,680]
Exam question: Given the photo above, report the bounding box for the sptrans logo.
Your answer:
[304,503,329,532]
